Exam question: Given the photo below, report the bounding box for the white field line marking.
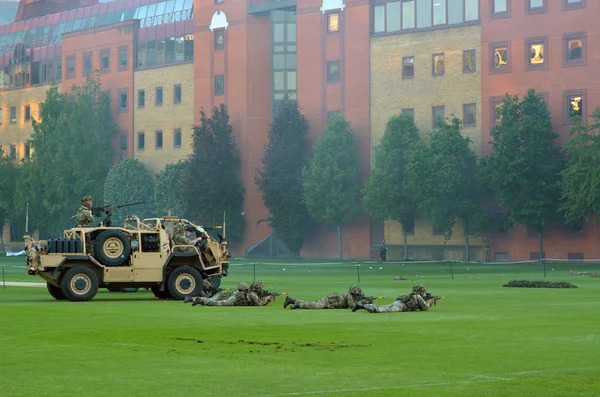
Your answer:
[254,366,600,397]
[1,282,46,287]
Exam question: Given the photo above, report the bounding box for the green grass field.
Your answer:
[1,256,599,396]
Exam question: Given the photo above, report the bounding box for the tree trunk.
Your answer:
[337,225,343,260]
[0,227,4,253]
[402,228,408,260]
[464,220,470,262]
[538,230,544,262]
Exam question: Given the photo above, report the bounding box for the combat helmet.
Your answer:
[237,282,249,291]
[250,280,264,293]
[174,222,185,233]
[348,285,363,295]
[412,284,427,296]
[81,196,93,205]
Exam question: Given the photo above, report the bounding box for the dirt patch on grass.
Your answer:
[230,340,370,353]
[503,280,578,288]
[169,337,204,343]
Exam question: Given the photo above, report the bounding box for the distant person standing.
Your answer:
[76,196,94,227]
[379,240,388,262]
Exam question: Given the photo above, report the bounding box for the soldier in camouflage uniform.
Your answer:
[184,279,232,302]
[186,282,250,306]
[246,280,276,307]
[172,222,201,253]
[76,196,95,227]
[352,284,430,313]
[283,285,363,310]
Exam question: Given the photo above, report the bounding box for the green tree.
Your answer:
[0,151,21,251]
[155,160,189,218]
[255,98,312,256]
[559,107,600,226]
[182,104,245,241]
[363,113,420,260]
[302,114,362,259]
[13,75,116,236]
[487,89,564,261]
[103,158,155,224]
[407,117,491,261]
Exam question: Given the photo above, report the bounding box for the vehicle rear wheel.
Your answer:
[47,282,66,300]
[93,230,131,267]
[60,266,99,302]
[167,265,203,300]
[210,275,222,290]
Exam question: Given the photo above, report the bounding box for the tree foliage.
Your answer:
[155,160,189,218]
[487,89,563,257]
[559,107,600,224]
[363,113,420,259]
[255,98,312,256]
[13,74,116,236]
[182,104,245,241]
[302,114,362,258]
[0,151,21,250]
[103,158,155,224]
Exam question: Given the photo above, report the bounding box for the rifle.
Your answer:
[354,295,378,304]
[91,202,146,227]
[258,290,283,299]
[423,293,446,306]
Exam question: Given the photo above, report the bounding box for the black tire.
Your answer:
[210,275,222,290]
[107,286,121,292]
[167,265,203,300]
[47,282,66,300]
[151,285,171,300]
[122,288,139,293]
[93,230,131,267]
[60,266,99,302]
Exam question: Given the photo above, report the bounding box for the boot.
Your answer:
[352,302,365,312]
[283,296,296,309]
[191,298,202,307]
[290,302,299,310]
[184,296,193,304]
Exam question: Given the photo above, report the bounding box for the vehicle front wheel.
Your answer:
[60,266,99,302]
[167,265,203,300]
[47,282,66,300]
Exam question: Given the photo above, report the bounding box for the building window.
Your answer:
[490,41,510,73]
[215,75,225,96]
[494,252,509,262]
[118,90,128,112]
[526,37,547,70]
[0,108,3,124]
[402,0,415,29]
[433,225,445,235]
[563,0,585,10]
[463,49,476,73]
[215,30,225,50]
[328,12,340,32]
[66,56,75,78]
[84,53,92,75]
[155,131,163,149]
[138,90,145,108]
[402,108,414,119]
[174,128,182,148]
[120,133,128,152]
[432,53,445,76]
[10,107,16,123]
[174,84,182,104]
[491,0,509,18]
[327,62,340,83]
[118,47,128,70]
[215,0,224,3]
[403,217,415,235]
[433,0,447,25]
[9,144,17,159]
[490,96,504,126]
[567,253,584,261]
[431,249,444,261]
[402,56,414,79]
[24,105,30,121]
[530,252,545,260]
[101,50,110,72]
[528,0,546,14]
[155,87,163,106]
[138,132,145,150]
[25,143,30,158]
[327,111,341,122]
[463,103,476,126]
[564,32,585,67]
[564,90,586,121]
[432,106,445,126]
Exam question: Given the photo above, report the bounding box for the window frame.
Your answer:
[118,88,128,112]
[402,56,414,79]
[66,55,75,78]
[155,86,164,106]
[173,84,182,104]
[563,89,586,123]
[119,133,128,153]
[24,105,31,122]
[214,75,225,96]
[489,96,504,127]
[118,46,129,71]
[100,49,110,73]
[214,29,225,51]
[563,0,585,10]
[489,40,511,74]
[563,32,586,68]
[327,61,341,83]
[138,89,145,108]
[525,36,548,71]
[490,0,510,19]
[10,106,16,124]
[463,49,476,73]
[138,132,145,151]
[155,130,163,150]
[463,103,477,127]
[432,106,445,127]
[327,12,340,33]
[83,52,92,76]
[527,0,547,14]
[173,128,182,148]
[402,108,414,118]
[432,52,445,76]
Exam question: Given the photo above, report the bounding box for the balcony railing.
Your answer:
[247,0,296,14]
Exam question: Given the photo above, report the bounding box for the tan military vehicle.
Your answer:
[24,215,231,302]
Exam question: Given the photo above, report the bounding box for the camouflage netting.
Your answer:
[503,280,578,289]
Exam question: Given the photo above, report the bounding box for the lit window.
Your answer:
[567,96,583,118]
[493,102,503,125]
[328,13,340,32]
[432,53,444,76]
[529,43,545,65]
